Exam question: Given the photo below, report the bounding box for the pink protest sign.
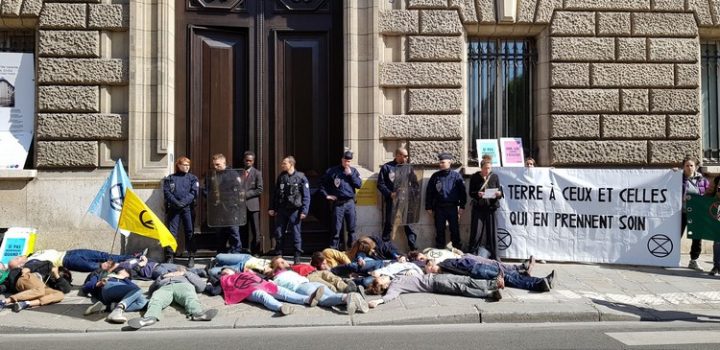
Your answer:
[500,138,524,167]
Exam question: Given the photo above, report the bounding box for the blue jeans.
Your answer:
[63,249,133,272]
[296,282,346,307]
[246,286,309,312]
[101,281,148,312]
[209,253,253,278]
[331,259,384,276]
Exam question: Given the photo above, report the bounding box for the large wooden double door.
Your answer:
[175,0,343,252]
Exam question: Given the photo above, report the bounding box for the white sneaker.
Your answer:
[688,260,704,271]
[84,301,105,316]
[346,296,358,315]
[106,307,128,323]
[351,293,369,313]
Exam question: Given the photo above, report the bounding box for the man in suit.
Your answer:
[240,151,264,255]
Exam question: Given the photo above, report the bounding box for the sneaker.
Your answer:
[279,304,295,316]
[84,301,105,316]
[12,301,29,312]
[351,293,369,313]
[521,255,535,275]
[490,290,503,301]
[187,256,195,268]
[346,296,358,315]
[308,286,325,307]
[107,307,128,323]
[0,300,7,311]
[538,279,551,292]
[710,267,719,276]
[545,270,556,289]
[128,316,158,329]
[689,260,704,271]
[357,285,366,299]
[190,308,218,321]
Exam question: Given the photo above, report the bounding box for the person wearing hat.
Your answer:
[425,152,467,249]
[320,149,363,250]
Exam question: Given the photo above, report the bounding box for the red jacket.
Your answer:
[291,264,316,277]
[221,271,278,304]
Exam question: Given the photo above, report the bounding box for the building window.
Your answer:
[468,39,535,165]
[702,42,720,163]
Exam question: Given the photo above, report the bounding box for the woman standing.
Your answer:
[163,156,199,266]
[468,157,503,259]
[682,155,710,271]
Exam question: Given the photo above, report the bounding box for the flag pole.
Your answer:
[109,226,120,254]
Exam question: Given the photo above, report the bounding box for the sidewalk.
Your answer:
[2,254,720,333]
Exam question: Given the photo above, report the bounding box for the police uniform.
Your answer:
[320,151,362,249]
[270,170,311,256]
[377,160,418,250]
[425,153,467,248]
[205,169,244,253]
[163,171,199,257]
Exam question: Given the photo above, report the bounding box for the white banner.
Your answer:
[493,168,682,267]
[0,52,35,169]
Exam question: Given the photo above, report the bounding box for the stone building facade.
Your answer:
[0,0,717,252]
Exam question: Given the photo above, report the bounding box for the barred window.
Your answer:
[468,39,535,165]
[0,30,34,53]
[702,42,720,164]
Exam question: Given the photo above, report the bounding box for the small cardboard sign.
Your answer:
[0,227,36,265]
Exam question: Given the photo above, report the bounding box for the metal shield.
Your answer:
[206,168,247,227]
[391,164,423,225]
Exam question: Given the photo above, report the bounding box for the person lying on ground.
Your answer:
[305,252,363,294]
[127,269,217,329]
[99,255,206,280]
[219,267,321,316]
[425,258,555,292]
[0,266,64,312]
[365,272,504,308]
[82,267,148,324]
[16,259,72,294]
[11,248,137,272]
[207,252,272,278]
[408,249,535,276]
[366,235,406,261]
[269,256,368,314]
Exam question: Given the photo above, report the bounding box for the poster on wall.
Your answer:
[494,168,682,267]
[0,53,35,169]
[475,139,501,166]
[499,137,524,167]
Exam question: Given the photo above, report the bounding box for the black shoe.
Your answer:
[293,253,301,265]
[545,270,556,289]
[128,316,158,329]
[190,308,218,321]
[710,268,719,276]
[489,290,502,301]
[187,256,195,268]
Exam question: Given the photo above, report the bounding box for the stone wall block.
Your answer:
[476,0,497,23]
[551,37,614,62]
[688,0,713,26]
[551,140,647,165]
[20,0,43,17]
[380,115,462,139]
[409,36,463,62]
[551,11,595,36]
[2,0,23,16]
[37,114,126,140]
[651,0,685,11]
[380,62,462,87]
[675,64,700,88]
[602,114,666,138]
[551,63,590,87]
[449,0,479,24]
[517,0,538,23]
[38,58,128,85]
[408,89,463,114]
[564,0,650,10]
[631,13,698,37]
[36,141,98,168]
[621,89,649,112]
[379,10,419,35]
[420,10,463,35]
[39,3,86,29]
[650,89,699,113]
[591,63,674,87]
[712,0,720,26]
[408,140,463,165]
[617,38,647,62]
[38,30,100,57]
[649,140,701,164]
[551,114,600,138]
[38,86,99,112]
[409,0,448,9]
[88,4,129,31]
[667,114,701,139]
[551,89,620,113]
[648,38,698,63]
[536,0,563,23]
[598,12,631,36]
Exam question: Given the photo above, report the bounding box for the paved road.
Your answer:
[4,321,720,350]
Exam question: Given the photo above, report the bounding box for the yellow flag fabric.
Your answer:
[118,189,177,251]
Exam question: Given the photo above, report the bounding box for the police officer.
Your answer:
[163,156,199,265]
[377,147,418,250]
[425,152,467,249]
[206,153,244,257]
[239,151,263,255]
[268,156,310,264]
[320,150,362,250]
